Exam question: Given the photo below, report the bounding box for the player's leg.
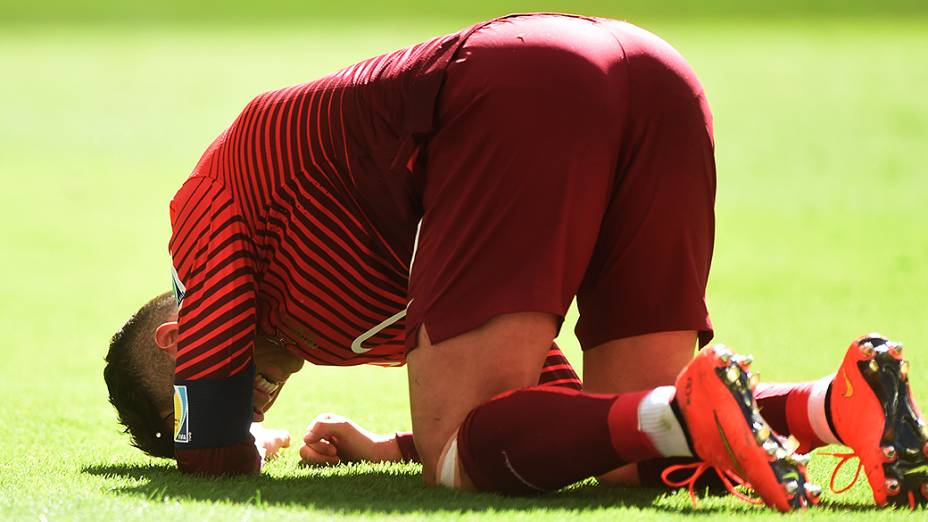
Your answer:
[406,313,557,480]
[407,313,692,490]
[409,320,820,511]
[584,332,699,487]
[750,335,928,508]
[406,13,688,493]
[583,332,698,395]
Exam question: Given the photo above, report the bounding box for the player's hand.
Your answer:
[299,413,402,466]
[250,423,292,463]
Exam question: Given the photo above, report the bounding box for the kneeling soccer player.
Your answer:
[103,13,928,510]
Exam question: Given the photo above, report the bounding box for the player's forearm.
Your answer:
[173,365,261,475]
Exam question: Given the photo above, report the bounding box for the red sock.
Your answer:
[755,382,825,452]
[456,386,663,495]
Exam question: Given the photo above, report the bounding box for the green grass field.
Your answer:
[2,4,927,520]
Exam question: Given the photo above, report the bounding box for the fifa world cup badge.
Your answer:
[171,265,186,306]
[173,385,190,443]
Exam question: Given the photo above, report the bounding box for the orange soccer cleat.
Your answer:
[825,334,928,508]
[674,345,820,511]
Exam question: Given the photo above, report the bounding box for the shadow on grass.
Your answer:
[85,462,893,514]
[81,461,736,515]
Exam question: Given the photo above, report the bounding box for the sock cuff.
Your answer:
[637,386,693,458]
[608,390,660,462]
[783,383,824,452]
[808,374,841,446]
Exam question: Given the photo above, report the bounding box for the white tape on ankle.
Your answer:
[437,435,459,488]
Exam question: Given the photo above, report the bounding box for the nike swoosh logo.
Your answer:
[351,300,412,354]
[842,369,854,398]
[714,411,747,479]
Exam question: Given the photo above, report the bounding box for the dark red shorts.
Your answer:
[407,14,716,350]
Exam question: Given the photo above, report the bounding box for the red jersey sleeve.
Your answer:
[168,169,261,474]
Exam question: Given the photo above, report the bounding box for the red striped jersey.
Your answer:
[537,344,582,391]
[168,24,488,471]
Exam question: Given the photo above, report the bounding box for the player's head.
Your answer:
[103,292,177,458]
[105,292,306,458]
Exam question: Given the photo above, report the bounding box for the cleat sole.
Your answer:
[854,336,928,508]
[707,351,818,510]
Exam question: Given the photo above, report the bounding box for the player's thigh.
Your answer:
[406,312,558,483]
[583,330,697,394]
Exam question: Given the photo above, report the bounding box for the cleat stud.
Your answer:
[883,445,897,461]
[886,478,901,496]
[725,365,740,384]
[869,359,881,372]
[806,483,822,499]
[763,440,779,456]
[734,354,753,369]
[791,453,811,466]
[859,341,875,357]
[754,423,771,444]
[784,480,799,495]
[749,372,760,389]
[783,435,800,454]
[901,360,910,379]
[775,448,788,460]
[713,345,732,362]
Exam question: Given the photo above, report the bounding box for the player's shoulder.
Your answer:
[169,173,235,226]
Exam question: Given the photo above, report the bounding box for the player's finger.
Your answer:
[306,438,339,456]
[299,443,340,466]
[265,428,291,448]
[305,412,343,428]
[305,413,347,434]
[304,422,346,444]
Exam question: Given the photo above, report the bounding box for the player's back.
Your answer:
[169,27,475,368]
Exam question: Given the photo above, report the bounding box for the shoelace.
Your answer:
[821,450,922,509]
[818,450,864,494]
[661,461,763,506]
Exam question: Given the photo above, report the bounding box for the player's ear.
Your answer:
[154,321,179,357]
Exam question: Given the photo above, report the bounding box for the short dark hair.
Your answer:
[104,292,177,459]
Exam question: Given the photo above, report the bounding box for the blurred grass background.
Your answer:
[1,1,927,520]
[1,0,927,24]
